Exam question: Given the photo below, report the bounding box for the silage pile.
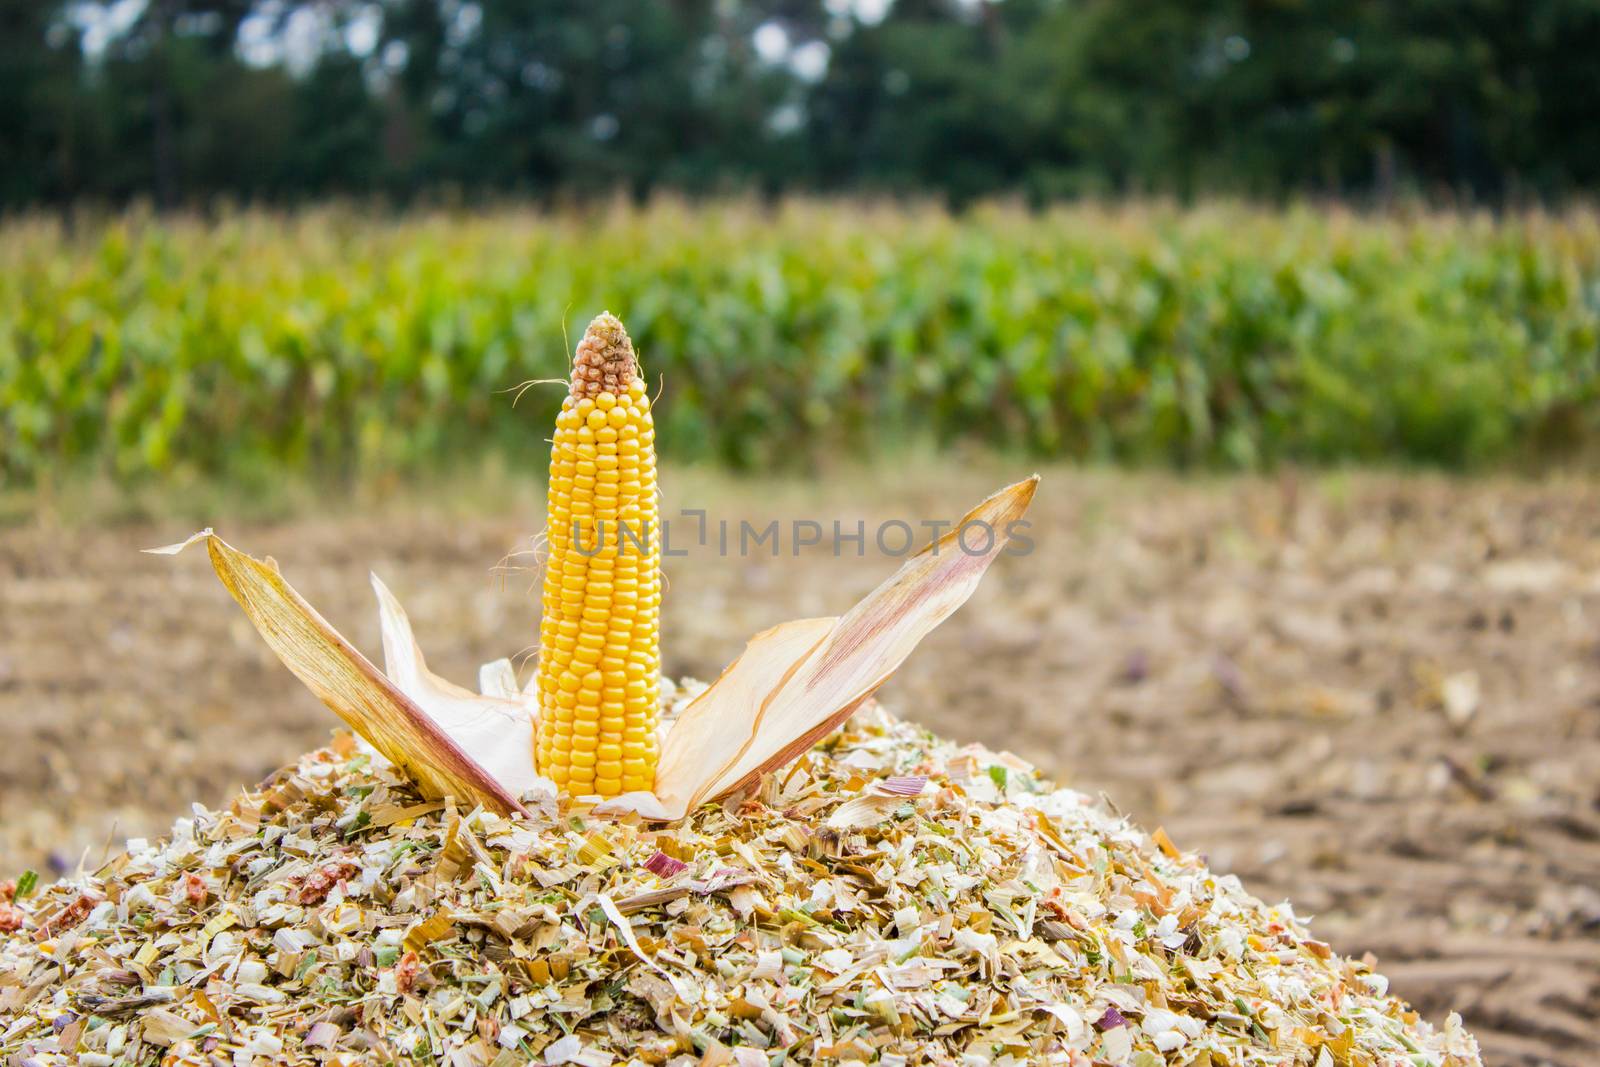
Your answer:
[1,693,1479,1067]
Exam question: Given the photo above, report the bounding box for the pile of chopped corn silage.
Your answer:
[0,691,1479,1067]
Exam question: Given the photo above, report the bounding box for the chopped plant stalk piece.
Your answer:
[643,851,688,878]
[536,313,662,798]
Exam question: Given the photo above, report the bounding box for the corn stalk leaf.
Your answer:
[150,531,528,814]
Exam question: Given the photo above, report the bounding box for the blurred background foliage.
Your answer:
[4,203,1597,486]
[4,0,1600,488]
[5,0,1600,208]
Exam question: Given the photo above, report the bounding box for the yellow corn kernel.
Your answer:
[535,313,660,798]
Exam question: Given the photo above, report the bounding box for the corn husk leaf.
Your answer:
[149,531,528,814]
[162,477,1036,824]
[621,617,837,819]
[370,574,548,800]
[633,475,1039,820]
[477,657,521,699]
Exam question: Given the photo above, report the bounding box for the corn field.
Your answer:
[3,200,1598,484]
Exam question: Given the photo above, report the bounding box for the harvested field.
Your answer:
[2,466,1597,1066]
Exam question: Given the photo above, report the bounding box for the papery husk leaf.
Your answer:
[370,575,548,800]
[648,476,1038,820]
[153,531,527,815]
[637,617,836,819]
[478,658,520,700]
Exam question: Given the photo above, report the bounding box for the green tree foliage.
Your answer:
[375,0,796,195]
[5,0,1600,207]
[0,0,95,205]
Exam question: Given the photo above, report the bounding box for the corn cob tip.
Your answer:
[572,312,638,398]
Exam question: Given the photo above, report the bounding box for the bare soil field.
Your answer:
[2,466,1597,1065]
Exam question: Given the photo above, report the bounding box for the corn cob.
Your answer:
[536,313,661,797]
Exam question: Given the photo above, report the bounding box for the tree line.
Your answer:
[5,0,1600,210]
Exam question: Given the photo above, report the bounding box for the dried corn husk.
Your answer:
[148,531,531,814]
[646,476,1038,818]
[158,478,1038,822]
[369,574,547,799]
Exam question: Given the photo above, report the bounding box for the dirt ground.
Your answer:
[2,465,1596,1066]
